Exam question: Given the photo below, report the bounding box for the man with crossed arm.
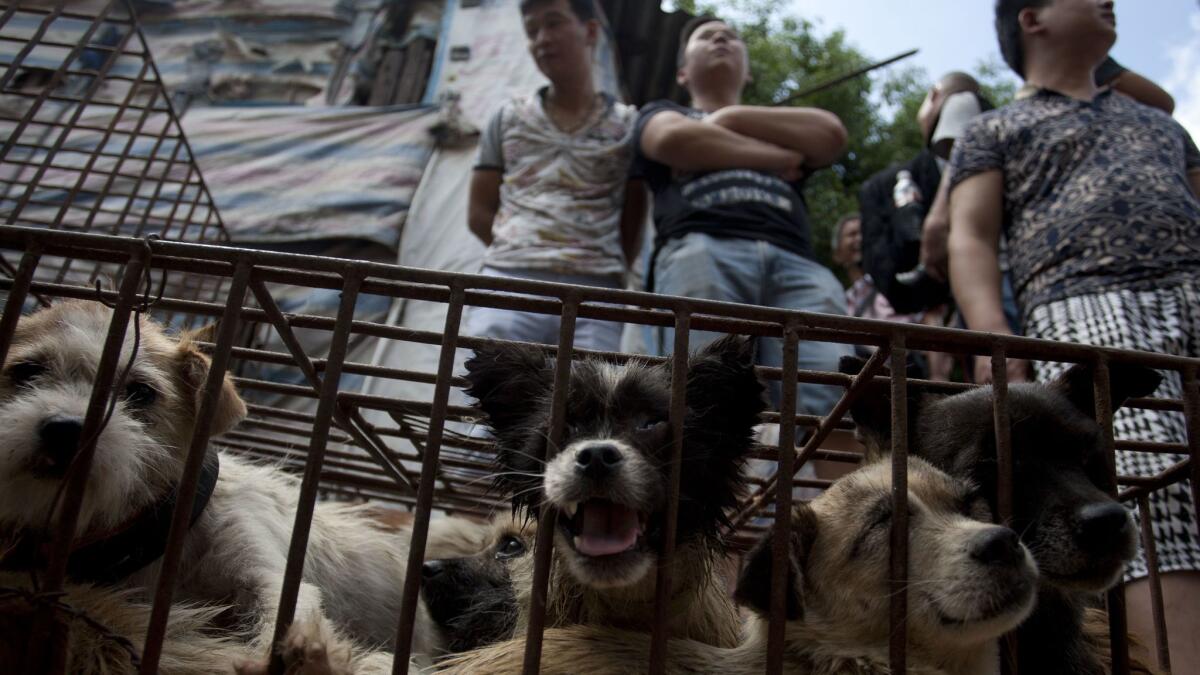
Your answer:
[632,14,851,422]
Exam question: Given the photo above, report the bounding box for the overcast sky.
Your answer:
[669,1,1200,140]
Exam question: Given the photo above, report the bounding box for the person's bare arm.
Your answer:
[949,170,1028,384]
[1189,170,1200,200]
[1111,70,1175,114]
[468,169,502,246]
[619,179,648,268]
[704,105,848,169]
[920,169,953,282]
[639,110,803,175]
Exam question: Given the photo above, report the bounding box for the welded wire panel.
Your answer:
[0,0,228,312]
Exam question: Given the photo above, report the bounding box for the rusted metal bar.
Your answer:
[6,225,1200,371]
[391,285,468,673]
[1093,359,1131,675]
[1135,495,1171,672]
[730,345,891,528]
[888,336,909,674]
[140,260,252,673]
[767,323,800,675]
[0,246,42,365]
[649,311,691,672]
[24,240,146,675]
[1184,368,1200,555]
[521,296,579,675]
[991,345,1017,675]
[268,271,364,672]
[249,278,419,492]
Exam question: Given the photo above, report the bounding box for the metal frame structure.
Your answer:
[0,225,1195,675]
[0,2,1197,675]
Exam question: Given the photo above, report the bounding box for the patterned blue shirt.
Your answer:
[949,88,1200,315]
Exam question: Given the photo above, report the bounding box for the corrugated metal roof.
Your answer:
[599,0,694,106]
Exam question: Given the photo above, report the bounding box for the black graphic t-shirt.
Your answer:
[949,88,1200,315]
[632,101,815,261]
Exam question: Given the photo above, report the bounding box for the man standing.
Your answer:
[950,0,1200,668]
[466,0,645,352]
[633,15,850,416]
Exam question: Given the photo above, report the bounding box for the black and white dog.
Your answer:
[462,334,766,647]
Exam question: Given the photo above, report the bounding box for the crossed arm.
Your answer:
[639,106,847,177]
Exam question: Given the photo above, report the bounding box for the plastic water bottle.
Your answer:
[893,170,922,208]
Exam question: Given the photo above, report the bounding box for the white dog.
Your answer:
[0,301,438,673]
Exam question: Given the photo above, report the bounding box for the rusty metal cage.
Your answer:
[1,2,1197,675]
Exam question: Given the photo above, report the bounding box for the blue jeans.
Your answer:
[653,232,852,419]
[462,266,624,351]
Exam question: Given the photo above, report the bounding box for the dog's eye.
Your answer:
[7,360,46,387]
[495,535,527,560]
[637,418,667,432]
[124,381,158,407]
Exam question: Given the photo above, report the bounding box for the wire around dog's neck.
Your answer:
[0,447,220,585]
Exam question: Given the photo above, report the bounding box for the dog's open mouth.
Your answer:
[562,499,647,557]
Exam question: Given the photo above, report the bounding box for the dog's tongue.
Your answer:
[574,501,640,557]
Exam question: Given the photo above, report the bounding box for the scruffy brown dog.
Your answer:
[0,301,439,673]
[462,335,766,647]
[437,457,1038,675]
[840,356,1162,675]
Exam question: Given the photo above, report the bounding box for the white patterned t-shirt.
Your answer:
[475,89,638,280]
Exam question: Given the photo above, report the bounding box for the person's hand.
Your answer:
[779,163,804,183]
[919,211,950,282]
[973,354,1030,385]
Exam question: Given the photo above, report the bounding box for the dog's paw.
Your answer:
[234,621,354,675]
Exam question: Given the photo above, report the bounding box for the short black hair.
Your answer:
[519,0,596,22]
[995,0,1051,77]
[677,14,722,67]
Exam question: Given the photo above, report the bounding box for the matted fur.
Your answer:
[0,301,438,671]
[841,356,1162,675]
[438,458,1037,675]
[462,335,765,647]
[0,573,250,675]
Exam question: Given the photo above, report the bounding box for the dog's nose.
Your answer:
[421,560,445,580]
[38,415,84,469]
[1076,502,1132,552]
[970,527,1024,567]
[575,443,623,478]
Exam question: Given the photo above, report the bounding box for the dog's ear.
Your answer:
[176,333,247,436]
[734,503,818,620]
[838,355,920,461]
[684,334,766,425]
[463,342,554,436]
[1052,363,1164,417]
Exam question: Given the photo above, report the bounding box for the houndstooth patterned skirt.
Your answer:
[1026,280,1200,579]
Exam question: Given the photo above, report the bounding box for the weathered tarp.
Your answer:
[182,104,436,248]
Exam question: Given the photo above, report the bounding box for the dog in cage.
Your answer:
[841,356,1162,675]
[0,300,444,673]
[436,456,1039,674]
[461,334,766,648]
[420,512,536,655]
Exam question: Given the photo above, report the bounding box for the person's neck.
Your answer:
[545,74,597,113]
[1024,49,1104,102]
[847,266,864,284]
[689,86,741,114]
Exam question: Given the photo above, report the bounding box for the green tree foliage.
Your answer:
[675,0,1014,271]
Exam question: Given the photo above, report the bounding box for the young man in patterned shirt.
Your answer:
[949,0,1200,667]
[465,0,645,351]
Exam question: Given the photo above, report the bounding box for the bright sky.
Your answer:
[671,1,1200,140]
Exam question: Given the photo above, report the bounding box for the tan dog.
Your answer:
[0,301,437,672]
[438,457,1038,675]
